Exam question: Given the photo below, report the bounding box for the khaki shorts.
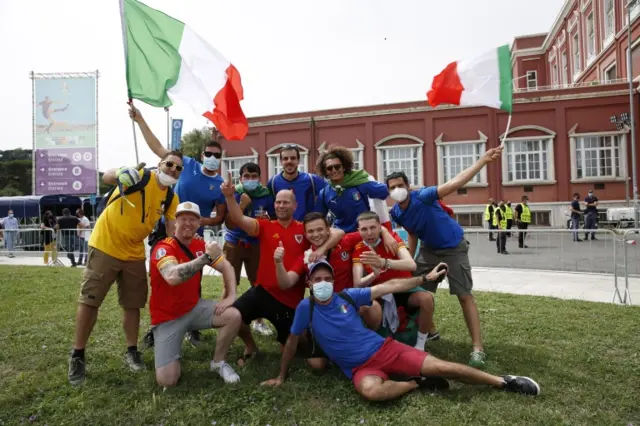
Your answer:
[415,239,473,296]
[223,241,260,285]
[78,246,148,309]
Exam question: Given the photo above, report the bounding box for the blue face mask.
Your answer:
[365,237,381,249]
[243,180,260,192]
[312,281,334,302]
[203,156,220,172]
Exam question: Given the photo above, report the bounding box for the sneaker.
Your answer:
[408,376,450,391]
[124,350,146,372]
[426,332,440,341]
[68,356,86,386]
[185,330,202,347]
[140,329,154,351]
[502,375,540,396]
[468,350,487,369]
[252,321,273,336]
[210,360,240,384]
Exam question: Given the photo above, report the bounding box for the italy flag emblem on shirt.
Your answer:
[340,304,348,314]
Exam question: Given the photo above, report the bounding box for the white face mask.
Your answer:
[157,170,178,186]
[312,280,334,302]
[390,187,408,202]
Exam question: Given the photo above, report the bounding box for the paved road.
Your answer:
[463,228,640,276]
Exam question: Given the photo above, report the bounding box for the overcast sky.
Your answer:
[0,0,561,172]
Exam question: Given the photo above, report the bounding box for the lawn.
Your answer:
[0,265,638,426]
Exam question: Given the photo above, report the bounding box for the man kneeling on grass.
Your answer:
[261,260,540,401]
[149,202,242,386]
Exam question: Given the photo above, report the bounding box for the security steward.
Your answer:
[484,198,496,241]
[514,195,531,249]
[494,201,508,255]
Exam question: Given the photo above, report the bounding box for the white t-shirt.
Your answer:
[78,216,91,239]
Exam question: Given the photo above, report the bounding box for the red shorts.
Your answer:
[351,337,429,387]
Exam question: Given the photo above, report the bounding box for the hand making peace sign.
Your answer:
[221,171,236,197]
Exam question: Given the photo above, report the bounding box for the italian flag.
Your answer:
[427,45,513,113]
[119,0,248,140]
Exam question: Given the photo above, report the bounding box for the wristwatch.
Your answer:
[203,253,214,264]
[421,272,430,285]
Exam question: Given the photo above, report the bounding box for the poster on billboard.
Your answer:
[32,72,98,196]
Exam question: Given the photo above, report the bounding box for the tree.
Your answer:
[178,126,219,158]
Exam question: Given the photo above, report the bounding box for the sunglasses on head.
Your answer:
[203,151,222,159]
[326,164,342,172]
[164,161,183,172]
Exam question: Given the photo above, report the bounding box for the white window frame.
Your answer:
[603,0,615,47]
[552,62,559,87]
[572,32,581,79]
[585,12,596,64]
[603,61,617,82]
[500,125,557,186]
[265,143,309,179]
[375,134,424,187]
[435,131,488,187]
[568,126,628,182]
[317,139,365,171]
[627,0,640,24]
[526,71,538,90]
[561,51,568,86]
[220,148,259,185]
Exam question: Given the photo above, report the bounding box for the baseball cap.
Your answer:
[176,201,201,217]
[308,259,334,276]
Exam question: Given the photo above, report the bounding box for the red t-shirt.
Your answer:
[252,218,310,309]
[149,237,222,325]
[290,232,362,292]
[352,231,412,285]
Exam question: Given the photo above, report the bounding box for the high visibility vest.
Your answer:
[484,204,492,221]
[504,206,513,220]
[519,204,531,223]
[492,208,508,229]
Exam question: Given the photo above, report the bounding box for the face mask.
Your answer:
[390,187,408,203]
[243,180,260,192]
[8,214,14,218]
[312,281,334,302]
[365,237,382,249]
[157,170,178,186]
[203,156,220,171]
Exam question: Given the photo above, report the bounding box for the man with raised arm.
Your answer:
[261,259,541,401]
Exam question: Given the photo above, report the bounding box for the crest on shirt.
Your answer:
[209,184,216,190]
[155,248,166,260]
[352,192,361,201]
[294,234,304,244]
[340,304,349,314]
[340,251,349,261]
[196,251,203,257]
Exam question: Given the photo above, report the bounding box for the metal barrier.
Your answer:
[1,228,90,266]
[613,229,639,305]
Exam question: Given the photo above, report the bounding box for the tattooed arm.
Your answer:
[158,254,214,286]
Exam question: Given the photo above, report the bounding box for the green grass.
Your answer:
[0,265,639,426]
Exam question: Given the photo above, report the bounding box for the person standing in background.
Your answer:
[584,190,598,241]
[514,196,531,249]
[505,201,513,237]
[41,210,58,264]
[76,209,91,266]
[57,208,80,267]
[569,193,583,242]
[0,210,19,258]
[484,199,496,241]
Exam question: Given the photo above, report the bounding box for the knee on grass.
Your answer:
[156,363,181,388]
[306,358,328,370]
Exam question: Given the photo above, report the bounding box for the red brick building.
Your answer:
[221,0,640,228]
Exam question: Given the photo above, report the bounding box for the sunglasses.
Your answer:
[164,161,184,172]
[203,151,222,159]
[326,164,342,172]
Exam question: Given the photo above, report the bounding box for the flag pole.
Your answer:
[500,113,513,147]
[128,98,140,165]
[165,107,170,149]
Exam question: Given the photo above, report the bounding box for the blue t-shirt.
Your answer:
[290,288,383,379]
[267,172,327,221]
[390,186,464,250]
[174,156,225,220]
[224,191,275,245]
[315,181,389,233]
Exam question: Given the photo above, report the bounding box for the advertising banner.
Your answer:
[171,118,183,151]
[33,75,97,195]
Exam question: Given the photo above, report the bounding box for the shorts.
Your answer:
[392,287,427,316]
[152,299,216,368]
[351,337,429,387]
[232,285,295,345]
[79,247,148,309]
[223,240,260,285]
[414,239,473,296]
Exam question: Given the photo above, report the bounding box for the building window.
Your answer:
[586,13,596,62]
[561,52,568,85]
[351,148,363,170]
[265,144,309,178]
[504,139,553,183]
[375,135,424,186]
[221,148,258,185]
[604,0,615,45]
[552,63,559,87]
[604,62,617,82]
[526,71,537,89]
[440,143,485,184]
[575,135,623,179]
[572,33,581,77]
[629,1,640,23]
[454,213,484,227]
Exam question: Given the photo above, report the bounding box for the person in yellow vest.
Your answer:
[483,198,497,241]
[514,195,531,249]
[505,201,513,237]
[493,201,508,254]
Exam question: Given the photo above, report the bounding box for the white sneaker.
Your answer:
[210,360,240,384]
[252,321,273,336]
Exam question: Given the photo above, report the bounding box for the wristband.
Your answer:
[203,253,213,264]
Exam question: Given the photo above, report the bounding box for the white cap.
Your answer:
[176,201,201,217]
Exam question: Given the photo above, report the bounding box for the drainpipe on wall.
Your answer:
[310,117,317,171]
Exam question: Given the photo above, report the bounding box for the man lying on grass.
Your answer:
[148,202,242,386]
[261,259,541,401]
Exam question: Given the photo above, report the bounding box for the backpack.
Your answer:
[95,168,175,248]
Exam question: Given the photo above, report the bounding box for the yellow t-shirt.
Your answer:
[89,170,179,261]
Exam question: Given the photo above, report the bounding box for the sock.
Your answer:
[415,332,428,349]
[72,348,85,359]
[127,345,138,354]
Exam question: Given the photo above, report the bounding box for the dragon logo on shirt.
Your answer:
[294,234,304,244]
[341,251,349,261]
